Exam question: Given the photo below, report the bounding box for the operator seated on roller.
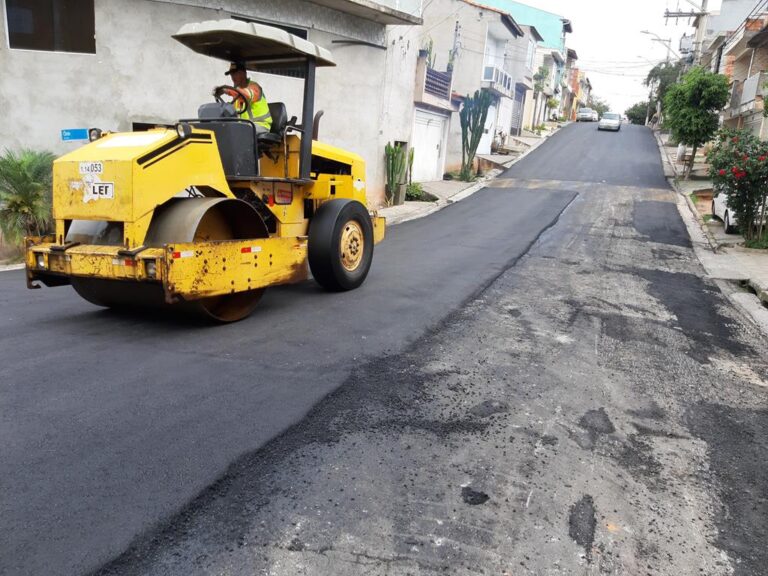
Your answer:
[220,61,273,134]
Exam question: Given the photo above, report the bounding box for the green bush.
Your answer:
[405,182,423,200]
[708,128,768,241]
[0,149,56,246]
[405,182,438,202]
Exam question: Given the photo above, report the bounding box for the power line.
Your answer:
[723,0,768,49]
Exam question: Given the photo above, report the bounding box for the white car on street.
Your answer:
[597,112,621,132]
[576,107,595,122]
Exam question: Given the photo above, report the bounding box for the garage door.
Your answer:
[412,109,447,182]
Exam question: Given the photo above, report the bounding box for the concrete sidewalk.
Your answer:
[0,262,23,272]
[378,125,563,225]
[655,129,768,331]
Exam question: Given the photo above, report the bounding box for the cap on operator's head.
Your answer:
[225,61,246,76]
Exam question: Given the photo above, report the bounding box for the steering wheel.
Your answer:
[212,85,251,111]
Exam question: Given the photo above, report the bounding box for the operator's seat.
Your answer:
[257,102,288,147]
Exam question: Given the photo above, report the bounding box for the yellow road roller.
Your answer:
[25,20,385,322]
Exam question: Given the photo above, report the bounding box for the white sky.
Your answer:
[521,0,724,112]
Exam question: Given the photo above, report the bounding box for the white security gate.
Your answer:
[412,108,447,182]
[512,86,526,136]
[478,103,497,155]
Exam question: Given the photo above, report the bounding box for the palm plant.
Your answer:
[0,149,56,245]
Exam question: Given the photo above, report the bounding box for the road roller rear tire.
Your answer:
[308,199,373,291]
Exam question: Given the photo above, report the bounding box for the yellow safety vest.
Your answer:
[235,80,272,130]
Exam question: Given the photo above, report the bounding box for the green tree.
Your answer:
[545,97,559,120]
[0,149,56,246]
[532,66,550,126]
[644,61,683,109]
[588,96,610,117]
[625,101,654,125]
[459,89,492,181]
[664,67,730,177]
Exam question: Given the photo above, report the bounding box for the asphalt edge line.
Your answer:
[389,125,565,226]
[442,189,580,319]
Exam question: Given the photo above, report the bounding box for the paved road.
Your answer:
[0,163,574,573]
[506,121,670,189]
[84,123,767,576]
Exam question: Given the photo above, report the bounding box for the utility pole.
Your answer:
[663,0,708,64]
[695,0,709,64]
[645,80,655,126]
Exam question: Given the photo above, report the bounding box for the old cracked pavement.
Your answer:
[2,123,767,576]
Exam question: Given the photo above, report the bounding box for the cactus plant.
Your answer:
[460,90,492,181]
[407,147,415,186]
[385,142,407,205]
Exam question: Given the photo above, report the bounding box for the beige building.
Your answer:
[718,13,768,137]
[416,0,540,174]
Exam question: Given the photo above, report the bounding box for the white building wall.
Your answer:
[0,0,417,207]
[422,0,489,172]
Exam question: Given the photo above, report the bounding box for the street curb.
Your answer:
[0,263,24,272]
[654,130,721,254]
[386,125,564,226]
[676,182,768,309]
[654,131,680,180]
[676,179,721,253]
[715,280,768,335]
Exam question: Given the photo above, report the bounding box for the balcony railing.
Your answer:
[414,56,456,112]
[727,72,768,117]
[482,65,513,98]
[425,68,451,100]
[724,18,765,56]
[730,79,744,110]
[741,71,767,105]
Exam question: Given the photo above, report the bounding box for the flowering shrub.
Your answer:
[707,129,768,240]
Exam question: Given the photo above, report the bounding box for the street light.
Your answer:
[640,30,682,62]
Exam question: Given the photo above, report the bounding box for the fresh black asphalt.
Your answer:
[0,175,573,575]
[503,122,670,189]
